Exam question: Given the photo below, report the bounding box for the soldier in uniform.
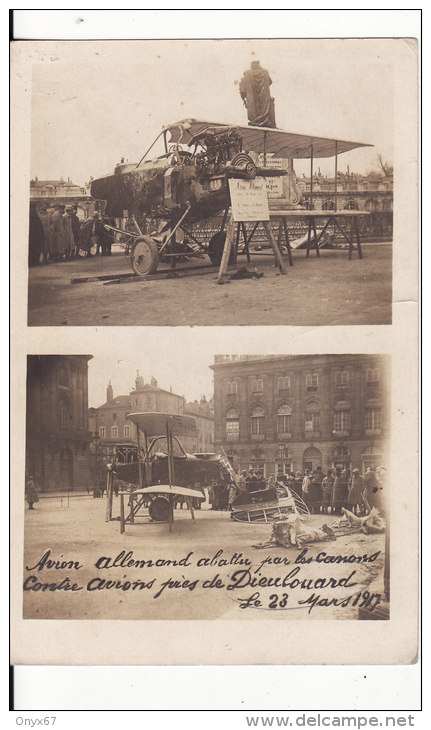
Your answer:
[50,205,67,260]
[28,202,44,266]
[37,202,53,263]
[63,206,76,259]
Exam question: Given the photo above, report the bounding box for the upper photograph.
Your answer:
[25,38,394,326]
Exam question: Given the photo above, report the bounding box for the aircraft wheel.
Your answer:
[207,231,237,267]
[130,236,159,275]
[148,496,170,522]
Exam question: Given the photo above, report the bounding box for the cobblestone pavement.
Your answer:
[23,495,386,621]
[27,243,392,326]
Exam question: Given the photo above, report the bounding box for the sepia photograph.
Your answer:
[23,353,390,622]
[10,8,420,714]
[23,38,395,326]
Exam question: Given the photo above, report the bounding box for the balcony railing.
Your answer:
[304,431,321,439]
[365,428,382,436]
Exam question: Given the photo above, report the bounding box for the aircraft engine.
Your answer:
[224,152,257,179]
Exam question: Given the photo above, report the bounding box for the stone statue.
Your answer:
[239,60,276,128]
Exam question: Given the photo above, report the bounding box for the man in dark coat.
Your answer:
[37,202,52,263]
[28,203,44,266]
[63,206,76,259]
[50,205,67,260]
[321,470,334,514]
[100,215,113,255]
[25,476,39,510]
[70,206,82,257]
[362,467,380,513]
[313,466,324,513]
[331,467,345,515]
[81,212,105,255]
[239,60,276,128]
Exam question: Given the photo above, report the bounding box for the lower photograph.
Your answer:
[23,352,390,621]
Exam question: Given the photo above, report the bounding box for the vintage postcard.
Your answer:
[11,30,418,674]
[18,38,398,327]
[22,351,391,623]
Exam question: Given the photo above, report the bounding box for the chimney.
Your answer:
[107,381,113,402]
[135,370,144,390]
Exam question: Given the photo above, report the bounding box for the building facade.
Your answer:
[184,396,215,453]
[296,171,393,213]
[88,374,214,467]
[211,355,389,477]
[26,355,93,491]
[30,177,95,219]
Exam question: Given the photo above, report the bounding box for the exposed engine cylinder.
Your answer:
[225,152,257,179]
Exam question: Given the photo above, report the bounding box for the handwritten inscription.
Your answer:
[26,549,83,572]
[23,547,383,614]
[228,178,270,221]
[237,590,382,613]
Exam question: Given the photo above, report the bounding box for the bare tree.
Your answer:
[376,154,393,177]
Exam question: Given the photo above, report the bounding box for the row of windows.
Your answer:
[99,425,131,438]
[303,199,392,212]
[225,407,382,440]
[224,368,380,394]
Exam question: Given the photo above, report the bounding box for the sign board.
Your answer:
[259,155,285,199]
[228,178,270,222]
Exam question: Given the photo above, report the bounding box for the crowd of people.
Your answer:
[29,203,113,266]
[295,465,386,516]
[208,469,267,511]
[207,464,386,516]
[25,464,386,517]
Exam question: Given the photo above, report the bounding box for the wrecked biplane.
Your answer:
[91,119,371,274]
[107,412,230,530]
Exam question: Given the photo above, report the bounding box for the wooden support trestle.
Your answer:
[217,210,287,282]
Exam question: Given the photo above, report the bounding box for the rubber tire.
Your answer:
[208,231,237,267]
[130,235,159,275]
[148,496,170,522]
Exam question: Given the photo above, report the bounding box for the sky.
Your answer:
[87,332,217,409]
[30,38,394,186]
[88,354,215,410]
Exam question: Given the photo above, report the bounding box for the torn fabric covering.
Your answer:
[253,514,336,550]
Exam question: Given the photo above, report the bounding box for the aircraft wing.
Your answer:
[164,118,372,159]
[127,411,197,437]
[132,485,204,499]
